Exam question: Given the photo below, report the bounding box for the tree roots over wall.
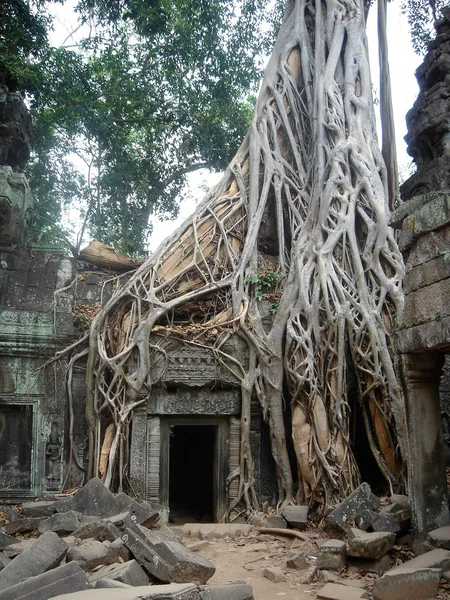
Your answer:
[80,0,406,517]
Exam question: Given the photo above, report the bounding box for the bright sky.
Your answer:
[49,0,422,252]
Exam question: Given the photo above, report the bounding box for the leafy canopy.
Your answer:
[22,0,283,256]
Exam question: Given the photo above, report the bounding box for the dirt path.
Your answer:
[183,529,329,600]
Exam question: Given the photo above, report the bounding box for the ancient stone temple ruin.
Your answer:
[0,88,276,517]
[0,87,75,499]
[392,7,450,537]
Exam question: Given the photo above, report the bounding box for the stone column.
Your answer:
[405,352,449,538]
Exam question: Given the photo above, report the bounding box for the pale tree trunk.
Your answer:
[81,0,406,513]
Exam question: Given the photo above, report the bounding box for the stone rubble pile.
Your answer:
[1,479,450,599]
[0,478,253,600]
[256,482,450,599]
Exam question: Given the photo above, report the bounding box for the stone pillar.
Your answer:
[405,352,449,538]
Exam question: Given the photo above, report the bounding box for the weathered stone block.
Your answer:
[372,567,441,600]
[286,551,307,570]
[426,525,450,549]
[281,505,308,530]
[356,510,401,535]
[263,567,285,582]
[122,523,215,584]
[402,277,450,329]
[390,548,450,572]
[2,539,34,558]
[38,510,82,536]
[199,582,254,600]
[346,529,395,559]
[266,514,287,529]
[0,531,68,591]
[67,539,120,571]
[317,582,369,600]
[73,521,122,543]
[0,553,10,572]
[317,539,346,570]
[49,582,202,599]
[92,579,132,589]
[0,561,90,600]
[324,483,380,536]
[5,514,41,535]
[389,495,409,508]
[182,523,251,539]
[89,560,149,587]
[0,534,15,551]
[21,501,57,518]
[53,478,119,518]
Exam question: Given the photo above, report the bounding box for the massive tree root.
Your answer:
[83,0,406,513]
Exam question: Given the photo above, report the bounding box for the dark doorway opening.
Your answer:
[351,395,387,496]
[0,404,33,490]
[169,424,216,523]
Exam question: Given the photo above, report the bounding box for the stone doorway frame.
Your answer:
[0,395,41,498]
[159,416,228,522]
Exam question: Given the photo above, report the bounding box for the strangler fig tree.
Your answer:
[79,0,406,514]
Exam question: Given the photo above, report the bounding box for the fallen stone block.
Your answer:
[5,507,41,535]
[426,525,450,549]
[109,500,160,529]
[199,581,253,600]
[182,523,251,539]
[73,521,122,543]
[281,505,308,530]
[110,537,131,561]
[347,554,392,575]
[389,495,409,508]
[38,510,82,536]
[266,514,287,529]
[2,539,35,558]
[0,534,16,551]
[372,567,441,600]
[49,582,201,599]
[347,529,395,559]
[53,478,119,517]
[122,523,215,584]
[67,539,120,571]
[0,532,68,591]
[317,539,346,570]
[357,510,401,535]
[286,552,307,570]
[0,561,90,600]
[390,547,450,572]
[379,505,411,534]
[0,553,10,572]
[318,570,365,588]
[324,483,380,537]
[297,566,317,584]
[317,582,369,600]
[114,493,168,524]
[21,501,57,518]
[92,579,133,589]
[89,559,149,586]
[263,567,285,582]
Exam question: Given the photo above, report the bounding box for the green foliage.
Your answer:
[0,0,53,90]
[401,0,447,55]
[244,266,280,301]
[17,0,283,256]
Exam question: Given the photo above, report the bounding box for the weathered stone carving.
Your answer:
[147,388,240,416]
[0,86,31,171]
[45,422,62,490]
[401,7,450,199]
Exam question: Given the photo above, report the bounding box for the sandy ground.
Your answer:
[182,528,363,600]
[181,527,450,600]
